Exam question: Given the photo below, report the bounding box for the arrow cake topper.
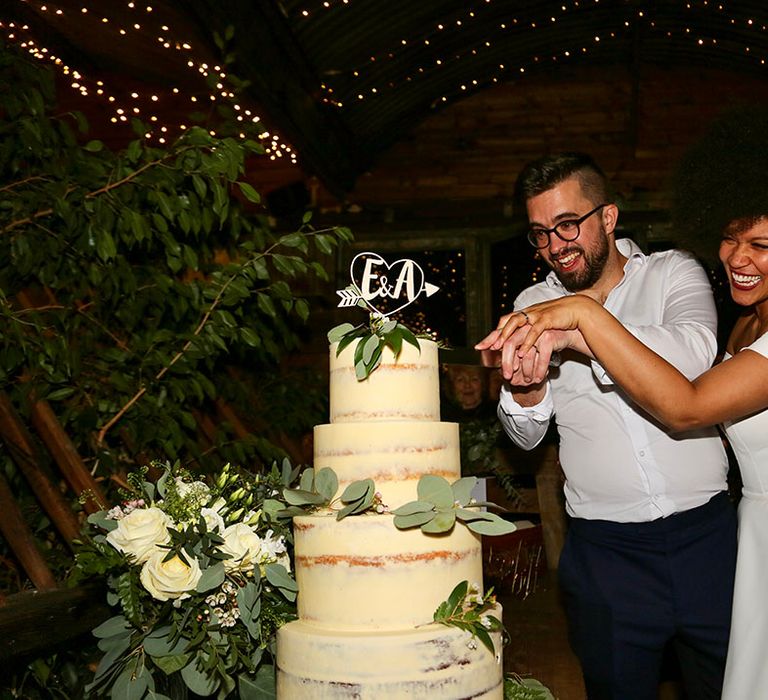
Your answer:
[336,252,440,317]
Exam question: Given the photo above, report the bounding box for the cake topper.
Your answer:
[336,252,440,318]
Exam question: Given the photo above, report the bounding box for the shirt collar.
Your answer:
[545,237,646,289]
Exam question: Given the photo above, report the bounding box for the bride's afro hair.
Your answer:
[673,104,768,258]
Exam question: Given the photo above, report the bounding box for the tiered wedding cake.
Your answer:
[276,338,504,698]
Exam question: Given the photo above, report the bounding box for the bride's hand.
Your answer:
[512,295,600,358]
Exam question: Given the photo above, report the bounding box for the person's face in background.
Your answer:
[448,366,484,410]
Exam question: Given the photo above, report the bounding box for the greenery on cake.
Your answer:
[392,475,517,536]
[280,467,387,519]
[328,307,425,380]
[72,461,300,699]
[433,580,502,654]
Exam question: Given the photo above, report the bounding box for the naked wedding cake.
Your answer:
[276,338,504,698]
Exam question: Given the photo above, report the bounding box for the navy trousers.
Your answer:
[558,492,737,700]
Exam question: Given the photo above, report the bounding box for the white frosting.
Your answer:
[293,514,482,630]
[277,611,504,699]
[314,421,460,509]
[329,339,440,422]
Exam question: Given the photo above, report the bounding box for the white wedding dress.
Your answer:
[720,331,768,699]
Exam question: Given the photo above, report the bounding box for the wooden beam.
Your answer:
[0,473,57,592]
[185,0,361,198]
[0,583,111,660]
[29,399,106,514]
[0,392,81,545]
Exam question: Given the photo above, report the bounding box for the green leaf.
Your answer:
[153,653,191,675]
[265,563,298,601]
[84,140,103,152]
[361,334,380,365]
[93,616,132,639]
[110,662,149,699]
[391,500,433,517]
[181,656,220,696]
[195,561,225,592]
[314,468,338,502]
[452,477,478,506]
[340,478,373,503]
[421,510,456,533]
[237,181,261,204]
[283,488,326,506]
[474,626,495,655]
[455,508,495,523]
[393,510,435,530]
[238,664,276,699]
[327,323,356,344]
[142,627,187,657]
[466,515,517,536]
[417,475,455,509]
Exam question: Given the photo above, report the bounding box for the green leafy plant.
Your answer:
[504,674,556,700]
[328,310,422,379]
[392,475,518,536]
[0,39,352,493]
[432,580,502,654]
[72,461,299,699]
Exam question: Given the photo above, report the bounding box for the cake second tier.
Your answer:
[293,513,483,631]
[313,420,460,509]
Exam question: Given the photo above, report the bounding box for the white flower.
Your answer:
[106,506,173,564]
[220,523,265,573]
[200,507,225,533]
[175,477,210,502]
[260,529,288,559]
[140,551,202,602]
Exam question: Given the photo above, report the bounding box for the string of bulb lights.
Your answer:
[1,0,298,164]
[294,0,768,111]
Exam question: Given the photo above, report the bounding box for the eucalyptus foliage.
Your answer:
[392,475,518,536]
[279,467,382,520]
[0,40,352,486]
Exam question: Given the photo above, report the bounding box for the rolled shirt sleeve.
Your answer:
[497,381,554,450]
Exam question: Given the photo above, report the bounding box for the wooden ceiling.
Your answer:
[5,1,768,211]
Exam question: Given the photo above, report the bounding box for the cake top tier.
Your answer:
[329,338,440,423]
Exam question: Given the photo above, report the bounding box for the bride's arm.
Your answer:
[490,295,768,431]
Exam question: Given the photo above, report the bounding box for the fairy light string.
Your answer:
[1,0,297,163]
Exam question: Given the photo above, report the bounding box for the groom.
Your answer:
[477,153,736,699]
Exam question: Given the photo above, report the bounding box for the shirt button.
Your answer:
[639,450,645,457]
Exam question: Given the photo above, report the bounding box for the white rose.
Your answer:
[220,523,264,572]
[106,506,173,564]
[140,551,202,601]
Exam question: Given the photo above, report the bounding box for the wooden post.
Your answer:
[0,472,57,591]
[0,392,81,544]
[29,398,106,513]
[535,444,568,570]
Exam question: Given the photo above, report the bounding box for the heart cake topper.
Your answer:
[336,252,440,317]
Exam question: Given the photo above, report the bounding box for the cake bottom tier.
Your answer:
[276,609,504,699]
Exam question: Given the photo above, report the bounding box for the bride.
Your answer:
[476,108,768,700]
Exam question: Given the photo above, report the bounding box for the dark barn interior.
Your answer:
[2,1,768,697]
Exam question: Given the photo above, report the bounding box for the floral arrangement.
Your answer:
[72,461,298,699]
[328,311,424,380]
